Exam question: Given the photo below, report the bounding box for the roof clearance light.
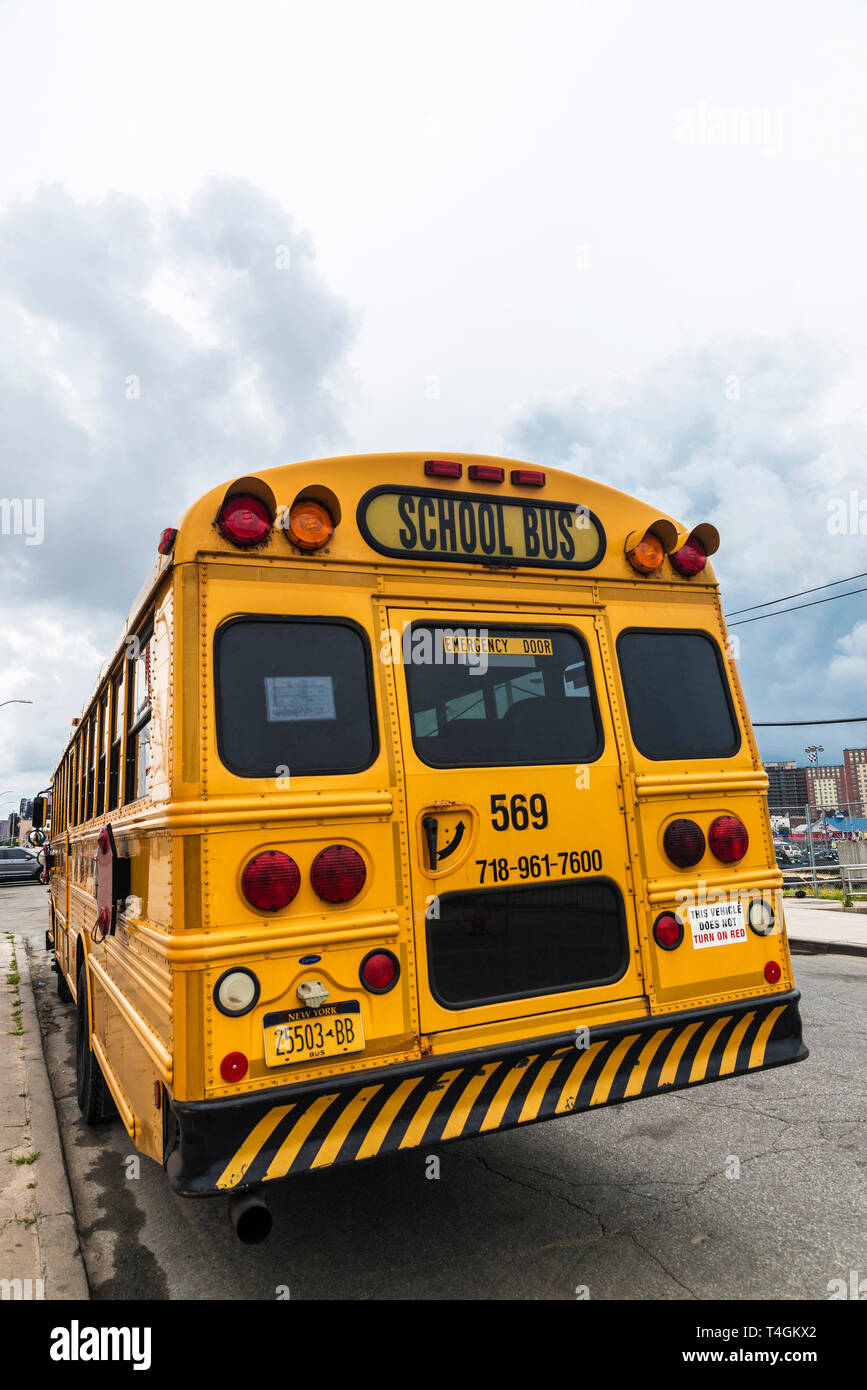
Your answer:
[626,531,665,574]
[468,464,505,483]
[670,535,708,577]
[510,469,546,487]
[158,527,177,556]
[653,912,684,950]
[663,819,706,868]
[218,494,273,547]
[424,460,462,478]
[708,815,749,864]
[285,498,334,551]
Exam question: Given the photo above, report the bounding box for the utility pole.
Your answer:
[805,746,824,896]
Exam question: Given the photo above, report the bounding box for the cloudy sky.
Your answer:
[1,0,866,821]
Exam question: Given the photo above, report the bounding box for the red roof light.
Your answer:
[424,460,462,478]
[468,465,505,483]
[218,494,273,547]
[158,527,177,555]
[670,536,707,577]
[510,469,546,487]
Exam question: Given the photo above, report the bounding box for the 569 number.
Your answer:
[491,793,548,831]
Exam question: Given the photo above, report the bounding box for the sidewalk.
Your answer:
[783,901,867,958]
[0,929,88,1300]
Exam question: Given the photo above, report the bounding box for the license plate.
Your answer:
[262,1002,364,1067]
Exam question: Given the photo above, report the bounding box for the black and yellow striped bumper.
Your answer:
[165,991,806,1195]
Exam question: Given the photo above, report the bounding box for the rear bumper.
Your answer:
[165,990,807,1195]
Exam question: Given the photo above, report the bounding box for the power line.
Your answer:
[725,570,867,617]
[726,585,867,626]
[753,717,867,726]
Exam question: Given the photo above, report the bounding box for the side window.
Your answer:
[86,712,97,820]
[96,690,109,817]
[109,668,124,810]
[125,629,153,803]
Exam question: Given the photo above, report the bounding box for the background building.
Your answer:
[764,761,808,811]
[843,748,867,816]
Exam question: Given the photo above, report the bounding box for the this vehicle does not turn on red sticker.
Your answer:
[688,901,748,949]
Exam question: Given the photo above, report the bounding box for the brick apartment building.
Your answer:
[764,747,867,815]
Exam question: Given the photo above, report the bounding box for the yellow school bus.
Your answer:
[40,452,806,1240]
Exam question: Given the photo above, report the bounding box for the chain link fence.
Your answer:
[769,801,867,903]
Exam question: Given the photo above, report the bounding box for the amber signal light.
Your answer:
[284,498,334,551]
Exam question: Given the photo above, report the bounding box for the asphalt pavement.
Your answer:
[2,880,865,1301]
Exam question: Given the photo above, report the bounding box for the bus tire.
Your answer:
[75,958,117,1125]
[57,965,73,1004]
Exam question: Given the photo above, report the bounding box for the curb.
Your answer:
[788,938,867,959]
[15,934,89,1299]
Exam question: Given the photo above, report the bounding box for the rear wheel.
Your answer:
[57,964,73,1003]
[75,958,117,1124]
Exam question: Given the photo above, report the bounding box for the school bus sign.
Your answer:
[357,485,605,570]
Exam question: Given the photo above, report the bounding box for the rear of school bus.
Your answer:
[163,453,807,1205]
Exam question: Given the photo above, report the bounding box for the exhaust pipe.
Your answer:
[229,1190,272,1244]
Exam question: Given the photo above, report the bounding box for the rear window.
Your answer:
[428,880,628,1007]
[403,624,602,768]
[215,618,378,777]
[617,629,740,760]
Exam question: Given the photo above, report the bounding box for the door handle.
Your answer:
[422,816,438,870]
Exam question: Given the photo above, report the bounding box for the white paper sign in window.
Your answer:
[265,676,337,723]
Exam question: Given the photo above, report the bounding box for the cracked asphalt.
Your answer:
[5,882,865,1300]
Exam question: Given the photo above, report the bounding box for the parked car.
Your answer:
[0,846,43,882]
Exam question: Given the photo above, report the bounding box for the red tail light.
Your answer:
[653,912,684,949]
[424,460,462,478]
[670,536,707,577]
[510,469,546,487]
[220,1052,248,1083]
[708,815,749,864]
[218,494,272,547]
[242,851,300,911]
[468,464,505,483]
[360,949,399,993]
[311,845,366,903]
[662,819,706,868]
